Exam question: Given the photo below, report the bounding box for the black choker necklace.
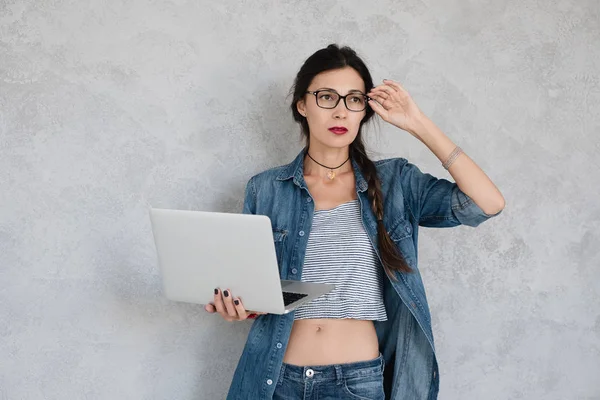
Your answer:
[306,152,350,180]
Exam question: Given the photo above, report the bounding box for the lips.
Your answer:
[328,127,348,135]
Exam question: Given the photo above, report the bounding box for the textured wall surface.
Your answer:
[1,0,599,399]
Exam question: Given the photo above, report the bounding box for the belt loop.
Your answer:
[335,364,343,386]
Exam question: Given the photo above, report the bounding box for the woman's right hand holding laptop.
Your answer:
[204,288,267,321]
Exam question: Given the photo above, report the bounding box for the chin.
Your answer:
[319,132,358,148]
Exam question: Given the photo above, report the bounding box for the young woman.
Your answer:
[205,44,505,400]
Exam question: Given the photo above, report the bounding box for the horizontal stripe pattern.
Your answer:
[294,200,387,321]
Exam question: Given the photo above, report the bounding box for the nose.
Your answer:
[332,99,347,119]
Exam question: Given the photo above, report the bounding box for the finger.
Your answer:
[383,79,406,93]
[368,90,392,103]
[368,99,387,117]
[373,94,389,105]
[369,94,387,105]
[369,89,389,100]
[371,81,395,91]
[368,85,387,93]
[214,288,226,315]
[233,298,248,320]
[372,85,396,96]
[222,289,238,318]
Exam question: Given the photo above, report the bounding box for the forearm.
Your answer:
[409,115,506,215]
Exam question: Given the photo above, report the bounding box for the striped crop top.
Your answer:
[293,199,388,321]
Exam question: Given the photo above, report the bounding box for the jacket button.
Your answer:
[299,231,305,236]
[307,198,312,202]
[276,343,282,349]
[291,268,297,274]
[266,379,273,385]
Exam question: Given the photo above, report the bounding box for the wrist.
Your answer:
[407,113,438,142]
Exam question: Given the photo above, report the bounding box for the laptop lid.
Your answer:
[149,207,288,314]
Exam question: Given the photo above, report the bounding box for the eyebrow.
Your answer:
[314,87,366,95]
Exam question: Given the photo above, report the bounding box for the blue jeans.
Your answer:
[273,354,385,400]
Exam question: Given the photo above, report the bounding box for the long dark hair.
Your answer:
[289,44,412,276]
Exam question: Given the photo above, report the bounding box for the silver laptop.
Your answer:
[149,208,335,315]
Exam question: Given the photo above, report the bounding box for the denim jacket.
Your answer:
[226,149,501,400]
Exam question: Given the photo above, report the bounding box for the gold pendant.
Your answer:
[327,170,336,180]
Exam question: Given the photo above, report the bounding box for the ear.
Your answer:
[296,99,307,117]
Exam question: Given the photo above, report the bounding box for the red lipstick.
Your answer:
[328,126,348,135]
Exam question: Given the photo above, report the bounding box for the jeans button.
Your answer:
[306,369,314,378]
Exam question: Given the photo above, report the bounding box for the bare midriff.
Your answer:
[282,318,380,366]
[285,170,380,365]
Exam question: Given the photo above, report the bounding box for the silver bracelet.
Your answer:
[442,146,463,170]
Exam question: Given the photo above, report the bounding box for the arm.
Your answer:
[411,115,505,216]
[368,79,505,227]
[242,176,257,215]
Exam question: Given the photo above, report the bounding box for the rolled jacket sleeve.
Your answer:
[401,160,502,228]
[450,185,503,227]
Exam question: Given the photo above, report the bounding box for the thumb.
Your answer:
[368,99,387,119]
[205,303,216,313]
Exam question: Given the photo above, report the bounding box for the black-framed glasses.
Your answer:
[305,90,370,112]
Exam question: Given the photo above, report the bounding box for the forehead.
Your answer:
[309,67,365,93]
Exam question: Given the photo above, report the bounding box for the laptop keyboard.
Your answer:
[282,291,308,306]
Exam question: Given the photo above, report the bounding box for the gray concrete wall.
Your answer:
[1,1,599,399]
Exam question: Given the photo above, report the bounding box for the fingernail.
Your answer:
[214,288,218,295]
[234,299,239,305]
[223,290,229,297]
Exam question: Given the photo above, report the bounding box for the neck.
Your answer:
[303,146,353,178]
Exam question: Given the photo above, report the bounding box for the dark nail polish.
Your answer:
[234,299,239,305]
[214,288,218,295]
[223,290,229,297]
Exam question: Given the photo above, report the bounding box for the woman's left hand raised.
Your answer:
[367,79,424,136]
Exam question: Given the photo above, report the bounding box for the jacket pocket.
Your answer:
[272,228,287,270]
[387,219,415,267]
[388,218,412,242]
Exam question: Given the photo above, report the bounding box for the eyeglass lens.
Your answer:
[315,90,366,111]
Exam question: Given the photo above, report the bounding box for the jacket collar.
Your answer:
[276,148,368,192]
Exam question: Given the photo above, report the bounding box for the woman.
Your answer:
[205,44,505,400]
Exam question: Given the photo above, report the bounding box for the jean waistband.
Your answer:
[279,353,384,383]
